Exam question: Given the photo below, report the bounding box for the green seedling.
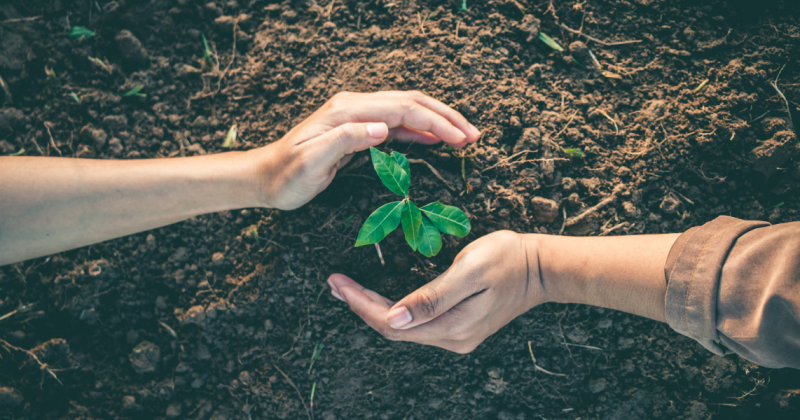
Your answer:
[694,79,709,93]
[460,0,468,11]
[563,148,584,158]
[343,214,355,228]
[571,57,586,69]
[223,124,237,148]
[767,202,785,211]
[308,341,324,374]
[310,382,317,411]
[68,26,95,40]
[45,66,57,80]
[539,32,564,52]
[123,85,146,97]
[201,33,214,70]
[68,92,81,103]
[425,11,439,22]
[251,228,260,247]
[355,148,471,257]
[8,148,25,156]
[88,57,113,75]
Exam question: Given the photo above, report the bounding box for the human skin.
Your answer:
[0,91,480,266]
[328,231,680,354]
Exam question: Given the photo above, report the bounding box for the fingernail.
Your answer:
[468,123,481,137]
[387,306,413,329]
[366,123,388,139]
[331,288,345,302]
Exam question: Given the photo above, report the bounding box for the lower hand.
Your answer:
[327,231,545,354]
[245,91,481,210]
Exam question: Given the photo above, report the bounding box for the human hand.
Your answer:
[327,231,545,353]
[244,91,481,210]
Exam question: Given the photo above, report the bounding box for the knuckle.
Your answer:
[450,329,473,342]
[408,90,425,100]
[397,98,417,112]
[415,287,441,318]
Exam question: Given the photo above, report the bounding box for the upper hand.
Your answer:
[244,91,481,210]
[327,231,546,354]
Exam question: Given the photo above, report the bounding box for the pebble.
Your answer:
[115,30,150,64]
[530,196,560,223]
[129,341,161,374]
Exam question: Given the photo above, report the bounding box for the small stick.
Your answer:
[374,243,385,266]
[0,73,12,104]
[44,123,62,156]
[455,21,460,39]
[417,12,425,35]
[0,16,42,24]
[564,343,603,351]
[0,339,63,386]
[528,341,567,377]
[274,364,312,420]
[560,24,642,46]
[593,108,619,135]
[565,188,622,227]
[29,136,45,156]
[408,159,455,190]
[159,321,178,339]
[559,207,567,235]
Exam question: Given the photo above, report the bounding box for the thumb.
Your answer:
[386,266,483,330]
[313,122,389,167]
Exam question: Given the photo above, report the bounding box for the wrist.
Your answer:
[518,233,552,310]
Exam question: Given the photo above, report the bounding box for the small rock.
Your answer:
[115,30,150,64]
[0,108,25,135]
[166,403,182,418]
[291,71,305,84]
[568,40,589,60]
[146,234,156,250]
[561,177,577,192]
[175,63,202,78]
[122,395,140,411]
[102,115,128,131]
[129,341,160,374]
[565,192,581,209]
[0,387,24,407]
[80,125,108,149]
[751,130,798,178]
[623,201,639,218]
[107,138,124,157]
[517,14,541,43]
[513,127,542,154]
[509,115,522,128]
[182,305,207,325]
[588,378,607,393]
[212,252,225,266]
[531,197,559,223]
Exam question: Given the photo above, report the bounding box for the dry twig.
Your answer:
[0,339,64,387]
[274,364,312,420]
[528,341,567,377]
[408,158,455,190]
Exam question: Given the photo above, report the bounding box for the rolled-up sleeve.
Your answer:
[664,216,800,369]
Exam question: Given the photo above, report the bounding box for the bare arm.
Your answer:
[0,91,481,266]
[0,153,259,266]
[329,231,678,353]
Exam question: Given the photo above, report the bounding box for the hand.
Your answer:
[327,231,545,354]
[244,91,481,210]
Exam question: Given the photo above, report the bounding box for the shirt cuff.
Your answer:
[663,216,770,356]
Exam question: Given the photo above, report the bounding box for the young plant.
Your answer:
[222,124,237,148]
[538,32,564,52]
[123,85,146,97]
[355,148,471,257]
[68,26,95,40]
[201,33,214,71]
[460,0,468,12]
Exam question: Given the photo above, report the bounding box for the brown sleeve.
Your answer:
[664,216,800,369]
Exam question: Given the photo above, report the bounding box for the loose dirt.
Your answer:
[1,0,799,419]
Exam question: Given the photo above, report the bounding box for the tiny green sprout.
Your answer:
[8,148,25,156]
[44,105,52,110]
[571,57,587,69]
[201,33,214,70]
[539,32,564,52]
[310,382,317,410]
[355,148,471,257]
[251,228,260,247]
[425,11,439,22]
[68,92,81,103]
[68,26,95,40]
[45,66,57,80]
[768,202,785,211]
[308,341,324,374]
[460,0,468,11]
[123,85,146,98]
[222,124,237,148]
[563,148,584,158]
[343,214,355,228]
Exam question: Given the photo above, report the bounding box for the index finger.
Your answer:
[381,91,481,143]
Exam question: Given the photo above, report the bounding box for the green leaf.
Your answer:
[539,32,564,52]
[391,151,410,178]
[417,217,442,257]
[69,26,95,40]
[8,148,25,156]
[355,201,404,247]
[420,202,471,237]
[563,148,584,157]
[401,201,423,251]
[123,85,146,97]
[460,0,468,11]
[370,147,409,196]
[223,124,237,148]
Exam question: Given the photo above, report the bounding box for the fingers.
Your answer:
[386,264,484,330]
[311,122,389,167]
[381,91,481,143]
[326,94,472,146]
[388,126,441,145]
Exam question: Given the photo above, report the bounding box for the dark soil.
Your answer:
[2,0,800,419]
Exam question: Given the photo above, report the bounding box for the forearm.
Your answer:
[0,153,260,265]
[526,233,680,322]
